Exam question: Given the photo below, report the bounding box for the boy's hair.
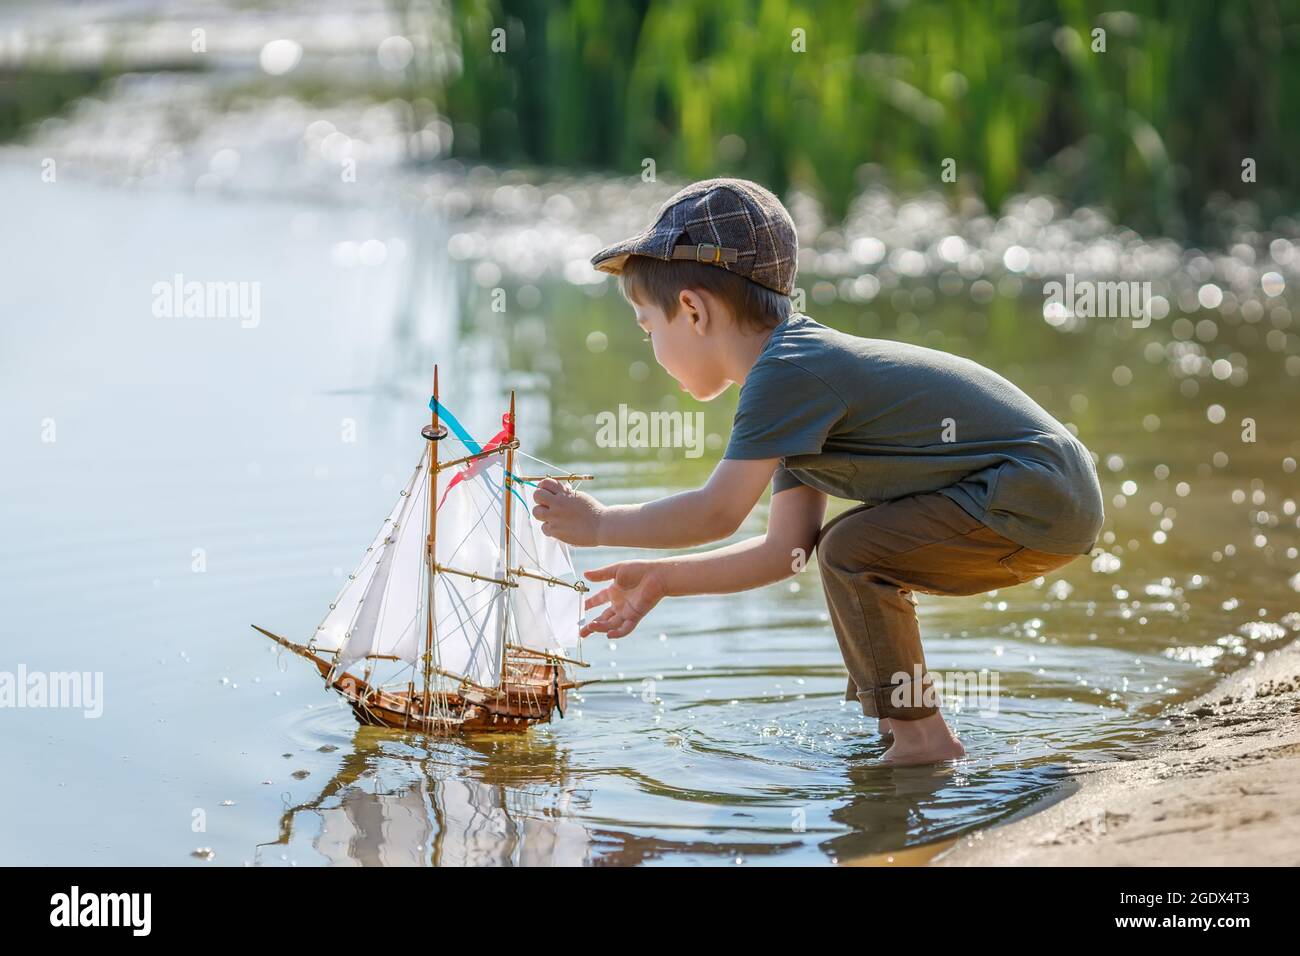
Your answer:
[618,254,791,332]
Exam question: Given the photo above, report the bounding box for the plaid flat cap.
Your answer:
[590,177,798,297]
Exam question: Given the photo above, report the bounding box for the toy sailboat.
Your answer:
[252,368,593,734]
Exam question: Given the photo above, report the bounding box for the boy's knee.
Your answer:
[815,516,875,580]
[814,517,850,566]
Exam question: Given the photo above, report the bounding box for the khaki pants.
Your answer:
[815,490,1084,721]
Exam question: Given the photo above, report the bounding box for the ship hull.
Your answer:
[252,626,574,735]
[338,658,571,734]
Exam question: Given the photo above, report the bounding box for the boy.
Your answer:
[532,178,1105,766]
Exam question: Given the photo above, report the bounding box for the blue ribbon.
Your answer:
[429,396,532,508]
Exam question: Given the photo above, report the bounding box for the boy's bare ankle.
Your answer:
[886,712,959,746]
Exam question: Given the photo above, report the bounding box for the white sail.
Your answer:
[325,423,583,688]
[509,485,583,651]
[334,450,431,673]
[431,453,509,687]
[313,460,425,655]
[332,443,511,688]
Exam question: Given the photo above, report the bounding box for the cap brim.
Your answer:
[590,233,652,275]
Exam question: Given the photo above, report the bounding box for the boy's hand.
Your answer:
[532,478,604,546]
[579,561,667,639]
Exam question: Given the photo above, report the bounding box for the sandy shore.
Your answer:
[922,639,1300,866]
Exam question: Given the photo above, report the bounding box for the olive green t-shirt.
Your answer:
[724,313,1104,555]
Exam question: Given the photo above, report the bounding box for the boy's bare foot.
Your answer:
[877,712,965,766]
[879,736,966,766]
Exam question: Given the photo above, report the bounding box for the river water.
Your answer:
[2,118,1298,864]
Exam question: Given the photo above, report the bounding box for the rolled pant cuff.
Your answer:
[855,677,939,720]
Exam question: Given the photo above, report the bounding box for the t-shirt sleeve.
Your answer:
[724,357,846,463]
[771,463,807,494]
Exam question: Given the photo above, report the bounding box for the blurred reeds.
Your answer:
[4,1,1295,242]
[0,66,113,142]
[433,0,1300,237]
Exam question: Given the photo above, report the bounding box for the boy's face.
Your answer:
[631,290,731,401]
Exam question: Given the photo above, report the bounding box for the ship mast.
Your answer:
[421,366,441,719]
[496,390,517,686]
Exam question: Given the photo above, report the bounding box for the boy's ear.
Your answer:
[679,288,711,334]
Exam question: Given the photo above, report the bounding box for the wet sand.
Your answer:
[925,640,1300,866]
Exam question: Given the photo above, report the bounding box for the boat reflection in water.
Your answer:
[258,728,594,866]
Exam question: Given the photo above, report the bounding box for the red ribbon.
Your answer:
[436,420,512,511]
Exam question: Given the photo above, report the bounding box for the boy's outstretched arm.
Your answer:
[532,457,783,549]
[576,482,828,639]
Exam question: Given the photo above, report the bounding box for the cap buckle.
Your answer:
[695,243,722,264]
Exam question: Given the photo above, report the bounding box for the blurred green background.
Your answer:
[6,1,1297,239]
[430,0,1298,238]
